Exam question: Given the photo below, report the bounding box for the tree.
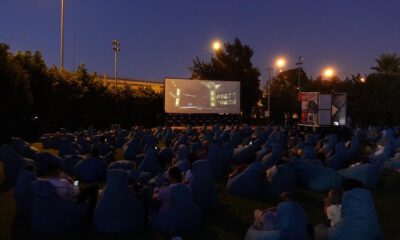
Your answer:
[190,38,261,118]
[371,53,400,74]
[0,43,32,142]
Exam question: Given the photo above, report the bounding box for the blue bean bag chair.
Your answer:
[227,161,265,198]
[58,138,79,157]
[294,160,343,191]
[0,145,35,182]
[256,144,272,162]
[218,145,234,176]
[14,169,37,219]
[62,155,84,176]
[245,226,280,240]
[34,152,63,176]
[322,134,338,154]
[264,163,297,199]
[11,137,30,153]
[144,134,157,152]
[275,201,310,240]
[107,160,134,171]
[300,144,316,161]
[123,139,142,161]
[328,188,383,240]
[75,157,106,182]
[137,148,163,177]
[31,180,88,235]
[189,160,219,211]
[19,144,40,160]
[340,163,380,189]
[232,144,258,164]
[347,137,361,160]
[76,136,92,154]
[206,141,223,178]
[94,170,145,233]
[149,184,202,234]
[262,144,284,168]
[326,142,349,170]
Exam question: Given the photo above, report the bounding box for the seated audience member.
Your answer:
[246,192,310,240]
[45,162,99,216]
[150,166,201,233]
[324,189,342,227]
[314,178,383,240]
[152,166,183,213]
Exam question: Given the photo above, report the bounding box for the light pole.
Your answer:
[60,0,64,69]
[211,40,222,52]
[265,57,286,118]
[112,40,120,94]
[296,56,304,91]
[323,67,335,79]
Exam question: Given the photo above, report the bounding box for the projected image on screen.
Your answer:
[164,78,241,114]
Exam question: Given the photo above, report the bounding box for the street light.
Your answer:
[323,67,335,79]
[275,57,286,72]
[112,40,121,94]
[60,0,64,69]
[212,40,222,52]
[265,57,287,118]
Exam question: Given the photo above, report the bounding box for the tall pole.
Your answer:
[60,0,64,69]
[296,56,304,91]
[112,40,120,94]
[267,67,274,118]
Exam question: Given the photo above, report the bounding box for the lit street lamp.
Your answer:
[323,67,335,79]
[212,40,222,52]
[266,57,287,118]
[112,40,120,94]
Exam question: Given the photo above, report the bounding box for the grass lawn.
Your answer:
[1,143,400,239]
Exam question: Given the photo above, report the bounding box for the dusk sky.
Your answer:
[1,0,400,85]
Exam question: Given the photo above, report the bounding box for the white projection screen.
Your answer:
[164,78,241,114]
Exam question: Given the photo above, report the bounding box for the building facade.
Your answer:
[100,76,164,93]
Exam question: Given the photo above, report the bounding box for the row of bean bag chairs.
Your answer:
[245,200,309,240]
[94,170,145,233]
[123,138,142,161]
[0,145,35,182]
[294,159,343,191]
[328,188,383,240]
[149,184,202,234]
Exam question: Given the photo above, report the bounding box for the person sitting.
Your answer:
[324,189,342,227]
[149,166,202,234]
[45,162,99,217]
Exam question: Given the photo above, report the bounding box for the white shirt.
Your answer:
[326,204,341,226]
[47,178,80,201]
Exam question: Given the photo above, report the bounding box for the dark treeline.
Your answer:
[1,41,400,142]
[0,43,162,142]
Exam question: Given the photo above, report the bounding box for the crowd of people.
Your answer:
[1,123,399,239]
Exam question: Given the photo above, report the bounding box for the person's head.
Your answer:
[343,178,364,192]
[326,189,341,205]
[47,162,61,177]
[168,166,182,184]
[280,192,294,202]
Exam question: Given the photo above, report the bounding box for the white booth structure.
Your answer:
[298,92,347,127]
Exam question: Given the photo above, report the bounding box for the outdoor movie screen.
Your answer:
[164,78,241,114]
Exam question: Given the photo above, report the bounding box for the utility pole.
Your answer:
[112,40,121,94]
[296,56,304,91]
[60,0,65,69]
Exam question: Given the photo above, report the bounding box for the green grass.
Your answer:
[1,143,400,239]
